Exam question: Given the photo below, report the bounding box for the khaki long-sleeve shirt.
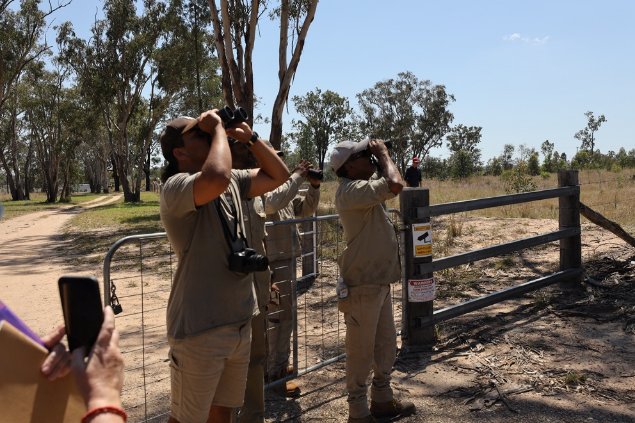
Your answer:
[335,174,401,287]
[264,172,320,263]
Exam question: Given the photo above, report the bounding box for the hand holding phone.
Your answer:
[58,276,104,354]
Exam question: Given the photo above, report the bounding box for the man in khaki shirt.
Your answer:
[330,139,416,423]
[229,141,273,423]
[263,159,321,397]
[159,110,288,423]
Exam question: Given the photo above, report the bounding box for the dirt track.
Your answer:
[0,194,122,335]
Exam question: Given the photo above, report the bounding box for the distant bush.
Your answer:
[501,162,537,193]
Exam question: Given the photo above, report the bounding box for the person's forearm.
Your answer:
[377,152,404,194]
[201,125,232,181]
[264,174,301,214]
[250,140,289,183]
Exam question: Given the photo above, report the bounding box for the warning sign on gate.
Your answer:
[408,277,435,302]
[412,223,432,257]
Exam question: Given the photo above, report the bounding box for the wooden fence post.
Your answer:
[558,170,583,289]
[400,188,435,349]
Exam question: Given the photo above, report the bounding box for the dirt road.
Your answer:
[0,195,122,336]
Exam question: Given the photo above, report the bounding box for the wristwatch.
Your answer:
[248,132,259,147]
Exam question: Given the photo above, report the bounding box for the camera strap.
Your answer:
[214,190,249,254]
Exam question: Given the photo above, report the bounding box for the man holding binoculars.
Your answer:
[159,108,288,423]
[330,139,416,423]
[263,158,321,397]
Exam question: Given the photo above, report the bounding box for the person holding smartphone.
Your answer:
[159,110,288,423]
[41,306,126,423]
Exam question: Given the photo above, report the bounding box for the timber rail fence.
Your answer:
[103,170,585,421]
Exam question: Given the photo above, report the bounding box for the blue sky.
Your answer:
[47,0,634,161]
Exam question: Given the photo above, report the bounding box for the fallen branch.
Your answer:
[580,202,635,248]
[494,383,519,414]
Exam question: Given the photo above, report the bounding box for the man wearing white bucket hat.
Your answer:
[330,138,416,423]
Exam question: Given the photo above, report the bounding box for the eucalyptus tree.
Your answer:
[21,64,66,202]
[356,71,455,173]
[574,111,606,155]
[501,143,515,170]
[0,0,70,200]
[207,0,319,148]
[290,88,353,169]
[446,124,482,179]
[0,0,70,112]
[58,0,217,202]
[541,140,555,172]
[287,124,313,165]
[0,88,34,200]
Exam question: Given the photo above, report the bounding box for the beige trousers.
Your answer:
[339,284,396,419]
[266,260,295,378]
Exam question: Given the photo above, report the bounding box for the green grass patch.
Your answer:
[68,191,162,232]
[62,191,164,268]
[0,192,106,220]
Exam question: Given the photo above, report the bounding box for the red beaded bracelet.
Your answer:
[81,405,127,423]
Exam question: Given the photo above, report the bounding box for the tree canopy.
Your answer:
[356,71,455,173]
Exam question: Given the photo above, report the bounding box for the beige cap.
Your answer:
[329,139,370,172]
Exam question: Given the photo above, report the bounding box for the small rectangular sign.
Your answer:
[412,223,432,257]
[408,278,435,302]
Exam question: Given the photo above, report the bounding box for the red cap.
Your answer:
[412,156,420,163]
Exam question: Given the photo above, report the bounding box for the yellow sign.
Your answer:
[412,223,432,257]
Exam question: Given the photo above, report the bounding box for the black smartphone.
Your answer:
[58,275,104,353]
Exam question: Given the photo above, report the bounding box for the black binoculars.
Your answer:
[218,106,248,128]
[307,169,324,180]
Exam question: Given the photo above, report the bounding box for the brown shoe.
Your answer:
[268,380,300,397]
[285,380,301,398]
[370,399,416,419]
[347,415,378,423]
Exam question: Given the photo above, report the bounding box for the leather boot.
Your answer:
[269,380,301,398]
[370,399,416,419]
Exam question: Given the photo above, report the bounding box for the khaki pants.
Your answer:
[339,284,396,419]
[168,321,252,423]
[238,308,266,422]
[267,260,294,378]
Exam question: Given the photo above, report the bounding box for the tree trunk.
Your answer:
[111,154,120,192]
[144,146,151,191]
[269,0,318,148]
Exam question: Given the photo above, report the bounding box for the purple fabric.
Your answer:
[0,300,45,347]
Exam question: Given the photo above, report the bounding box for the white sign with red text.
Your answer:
[408,277,435,302]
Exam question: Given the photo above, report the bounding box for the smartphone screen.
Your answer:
[58,276,104,352]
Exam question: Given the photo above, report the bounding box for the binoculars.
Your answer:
[218,106,248,128]
[307,169,324,180]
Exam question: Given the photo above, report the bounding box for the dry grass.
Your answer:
[319,169,635,229]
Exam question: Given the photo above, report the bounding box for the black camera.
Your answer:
[218,106,248,128]
[307,168,324,180]
[228,247,269,273]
